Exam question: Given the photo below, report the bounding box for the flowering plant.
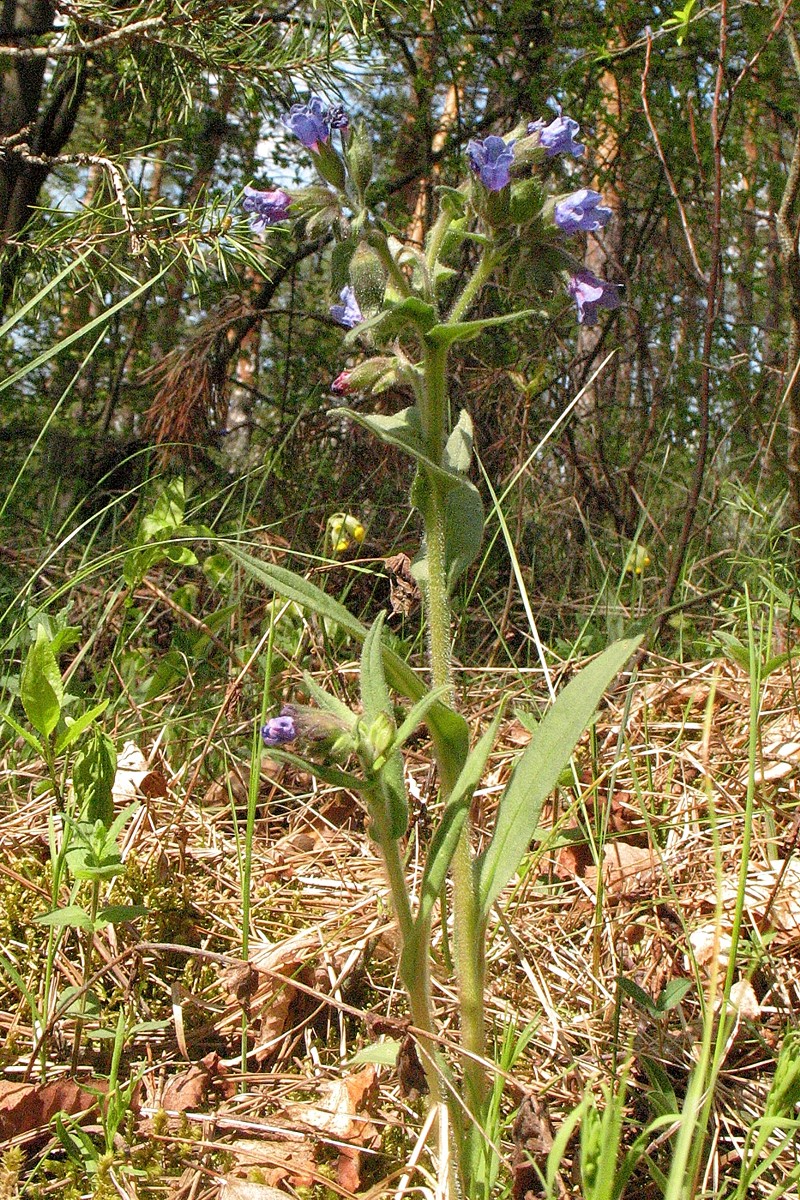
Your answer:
[233,94,635,1198]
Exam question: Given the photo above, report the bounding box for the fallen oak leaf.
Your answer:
[161,1051,235,1112]
[0,1077,105,1142]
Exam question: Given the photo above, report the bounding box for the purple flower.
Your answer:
[282,96,331,150]
[466,135,516,191]
[241,186,292,231]
[527,103,585,158]
[554,189,612,234]
[330,286,363,329]
[261,705,298,747]
[567,270,620,326]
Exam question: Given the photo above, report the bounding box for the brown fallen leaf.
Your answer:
[397,1034,428,1099]
[283,1066,379,1192]
[217,931,335,1063]
[161,1051,236,1112]
[602,842,659,896]
[0,1077,104,1142]
[225,1137,317,1190]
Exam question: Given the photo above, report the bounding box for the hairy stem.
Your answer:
[448,248,500,324]
[420,338,487,1184]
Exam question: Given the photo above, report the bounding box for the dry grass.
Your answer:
[2,650,800,1197]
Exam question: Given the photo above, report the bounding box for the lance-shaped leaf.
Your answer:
[361,614,407,838]
[224,547,470,787]
[425,307,543,350]
[475,635,642,919]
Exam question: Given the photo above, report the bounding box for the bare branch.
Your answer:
[0,15,163,58]
[3,142,142,254]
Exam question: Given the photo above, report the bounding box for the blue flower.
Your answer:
[554,189,612,234]
[466,135,516,191]
[567,270,620,326]
[242,186,292,231]
[261,705,298,747]
[330,285,363,329]
[527,103,585,158]
[282,96,331,150]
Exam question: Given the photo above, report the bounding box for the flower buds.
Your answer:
[345,118,374,200]
[348,242,387,316]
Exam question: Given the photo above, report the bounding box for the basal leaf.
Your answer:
[476,635,642,918]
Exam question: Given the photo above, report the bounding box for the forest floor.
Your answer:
[2,651,800,1198]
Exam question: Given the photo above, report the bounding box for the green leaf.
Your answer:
[361,615,408,838]
[224,546,470,789]
[1,709,45,758]
[55,700,110,755]
[443,408,474,474]
[391,685,452,754]
[618,975,659,1017]
[72,730,117,828]
[361,613,392,725]
[415,707,505,935]
[411,472,484,591]
[476,635,642,918]
[350,1038,401,1067]
[344,295,437,344]
[424,307,541,350]
[21,627,63,738]
[301,672,357,728]
[96,904,148,926]
[657,978,692,1012]
[714,630,750,671]
[340,406,428,467]
[267,748,368,792]
[34,905,94,931]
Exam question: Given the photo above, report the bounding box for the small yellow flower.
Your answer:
[327,512,366,556]
[625,543,651,575]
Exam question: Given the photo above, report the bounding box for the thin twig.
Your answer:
[641,30,708,289]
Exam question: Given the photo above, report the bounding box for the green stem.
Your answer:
[448,249,500,325]
[368,229,412,297]
[373,807,442,1104]
[419,338,488,1187]
[425,207,455,278]
[71,877,99,1072]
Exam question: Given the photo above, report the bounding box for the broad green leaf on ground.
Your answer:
[475,635,642,919]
